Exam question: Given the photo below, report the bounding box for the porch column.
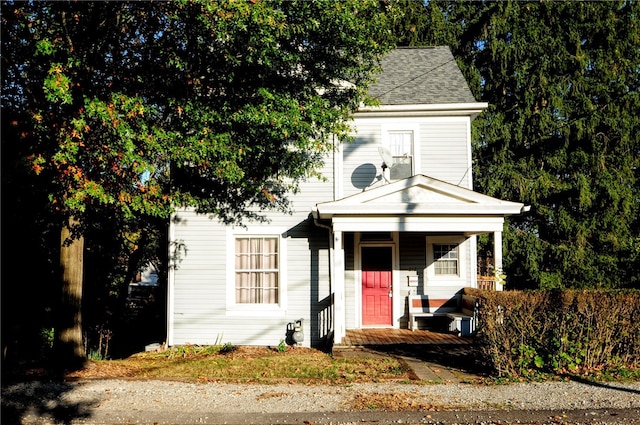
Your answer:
[494,231,504,291]
[333,230,346,344]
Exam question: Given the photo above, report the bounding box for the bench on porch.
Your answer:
[408,293,476,336]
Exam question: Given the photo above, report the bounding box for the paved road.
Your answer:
[8,406,640,424]
[142,408,640,424]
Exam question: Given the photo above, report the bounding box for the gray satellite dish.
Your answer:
[378,146,393,170]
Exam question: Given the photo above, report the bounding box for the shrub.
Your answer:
[466,288,640,377]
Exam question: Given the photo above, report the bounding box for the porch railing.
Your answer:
[316,293,334,343]
[477,275,496,291]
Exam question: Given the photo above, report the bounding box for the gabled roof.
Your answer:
[314,175,525,219]
[367,47,478,105]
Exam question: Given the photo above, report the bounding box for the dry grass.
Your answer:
[348,391,465,411]
[65,345,413,384]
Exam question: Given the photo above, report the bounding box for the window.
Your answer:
[433,244,459,275]
[426,236,466,284]
[235,236,279,304]
[388,131,414,180]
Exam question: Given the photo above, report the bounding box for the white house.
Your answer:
[167,47,525,348]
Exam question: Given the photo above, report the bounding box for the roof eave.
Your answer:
[355,102,488,119]
[315,205,525,220]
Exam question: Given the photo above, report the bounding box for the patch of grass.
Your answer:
[219,342,236,354]
[348,392,459,411]
[66,346,413,384]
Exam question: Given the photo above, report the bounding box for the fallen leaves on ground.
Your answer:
[347,391,458,411]
[66,361,141,379]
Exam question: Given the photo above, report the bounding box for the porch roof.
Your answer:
[313,174,526,233]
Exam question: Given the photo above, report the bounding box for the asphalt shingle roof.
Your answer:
[368,46,478,105]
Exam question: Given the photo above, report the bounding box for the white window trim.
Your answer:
[381,122,421,179]
[425,236,467,285]
[226,227,287,317]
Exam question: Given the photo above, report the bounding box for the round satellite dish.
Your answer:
[378,146,393,167]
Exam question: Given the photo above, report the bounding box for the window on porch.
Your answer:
[426,236,466,284]
[433,244,459,275]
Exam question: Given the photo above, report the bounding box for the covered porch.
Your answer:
[313,175,526,346]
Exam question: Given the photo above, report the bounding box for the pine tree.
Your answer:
[395,0,640,288]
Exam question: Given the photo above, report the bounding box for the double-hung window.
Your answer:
[382,123,420,181]
[388,131,414,180]
[426,236,466,284]
[433,244,459,275]
[235,236,279,304]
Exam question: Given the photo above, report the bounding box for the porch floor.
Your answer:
[335,328,473,347]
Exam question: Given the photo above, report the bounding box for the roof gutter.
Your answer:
[355,102,488,120]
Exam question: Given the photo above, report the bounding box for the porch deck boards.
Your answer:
[336,328,473,347]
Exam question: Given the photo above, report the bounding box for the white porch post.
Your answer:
[494,231,504,291]
[333,230,346,344]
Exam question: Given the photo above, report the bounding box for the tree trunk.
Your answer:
[55,216,86,371]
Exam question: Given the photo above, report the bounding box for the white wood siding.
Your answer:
[398,233,427,328]
[343,116,472,198]
[169,158,335,347]
[170,114,480,343]
[170,212,227,345]
[421,118,472,189]
[343,118,384,198]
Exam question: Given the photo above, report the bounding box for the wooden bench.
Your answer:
[408,294,476,336]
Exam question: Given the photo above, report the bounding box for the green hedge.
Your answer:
[465,288,640,377]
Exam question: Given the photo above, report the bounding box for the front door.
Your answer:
[361,246,393,326]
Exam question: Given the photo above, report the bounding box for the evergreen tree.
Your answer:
[395,1,640,289]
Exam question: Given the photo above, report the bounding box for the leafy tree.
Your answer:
[2,0,394,368]
[394,0,640,289]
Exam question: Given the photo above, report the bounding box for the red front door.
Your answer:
[361,246,392,326]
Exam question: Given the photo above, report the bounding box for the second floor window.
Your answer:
[388,131,414,180]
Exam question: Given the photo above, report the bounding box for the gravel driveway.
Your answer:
[3,378,640,424]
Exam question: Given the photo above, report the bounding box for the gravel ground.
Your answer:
[3,379,640,424]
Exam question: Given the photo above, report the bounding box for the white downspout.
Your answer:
[167,214,176,346]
